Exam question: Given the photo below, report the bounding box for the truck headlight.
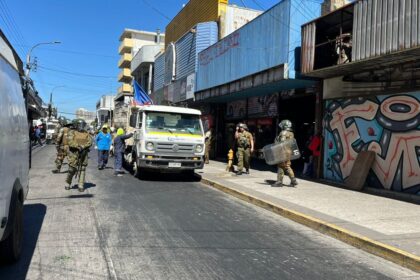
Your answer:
[146,142,154,151]
[195,144,203,153]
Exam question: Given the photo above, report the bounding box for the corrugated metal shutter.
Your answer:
[154,53,165,90]
[353,0,420,62]
[176,22,218,80]
[176,31,195,80]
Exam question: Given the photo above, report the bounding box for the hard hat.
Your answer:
[102,124,108,129]
[117,128,124,136]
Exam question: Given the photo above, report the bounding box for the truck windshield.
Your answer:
[146,112,203,136]
[47,124,56,130]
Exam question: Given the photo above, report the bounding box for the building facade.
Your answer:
[96,95,114,127]
[76,108,95,124]
[115,29,165,127]
[301,0,420,195]
[194,0,321,162]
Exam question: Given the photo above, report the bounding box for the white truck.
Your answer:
[45,119,59,144]
[125,105,205,178]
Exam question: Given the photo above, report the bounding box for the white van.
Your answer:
[0,34,29,262]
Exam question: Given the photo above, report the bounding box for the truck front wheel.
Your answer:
[133,159,147,179]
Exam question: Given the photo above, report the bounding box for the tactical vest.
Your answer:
[73,131,90,146]
[237,132,251,148]
[62,127,69,146]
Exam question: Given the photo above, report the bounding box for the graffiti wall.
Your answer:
[324,93,420,195]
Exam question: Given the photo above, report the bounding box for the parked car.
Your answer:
[0,34,30,263]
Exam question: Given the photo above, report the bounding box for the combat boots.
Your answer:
[52,167,61,173]
[271,181,283,187]
[290,178,298,187]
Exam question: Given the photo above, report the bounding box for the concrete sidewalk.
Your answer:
[198,161,420,272]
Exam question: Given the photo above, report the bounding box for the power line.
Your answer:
[14,44,119,59]
[0,2,26,55]
[240,0,247,8]
[141,0,172,21]
[38,65,115,79]
[0,0,28,47]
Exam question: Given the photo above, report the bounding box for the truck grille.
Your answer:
[156,143,194,153]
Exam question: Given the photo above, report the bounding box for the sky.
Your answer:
[1,0,288,118]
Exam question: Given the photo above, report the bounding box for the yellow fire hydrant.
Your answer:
[226,149,234,172]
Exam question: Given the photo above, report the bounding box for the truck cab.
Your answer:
[125,105,205,177]
[45,120,58,144]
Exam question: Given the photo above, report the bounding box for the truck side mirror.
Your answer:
[129,113,137,128]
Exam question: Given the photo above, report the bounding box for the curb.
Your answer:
[200,177,420,273]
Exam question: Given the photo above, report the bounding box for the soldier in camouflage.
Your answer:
[52,119,71,173]
[65,119,92,192]
[235,123,254,175]
[272,120,298,187]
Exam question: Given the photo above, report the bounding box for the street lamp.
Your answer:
[26,41,61,77]
[48,85,65,119]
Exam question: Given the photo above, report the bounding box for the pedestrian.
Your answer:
[308,131,322,177]
[204,128,213,164]
[65,119,92,192]
[52,120,71,173]
[95,124,112,170]
[34,126,43,146]
[235,123,254,175]
[113,128,133,176]
[272,120,298,187]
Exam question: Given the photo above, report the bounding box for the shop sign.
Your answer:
[186,74,195,100]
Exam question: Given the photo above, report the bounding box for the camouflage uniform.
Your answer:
[236,131,253,173]
[66,129,92,191]
[53,127,70,172]
[204,130,212,164]
[275,130,297,186]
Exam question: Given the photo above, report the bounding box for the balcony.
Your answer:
[118,68,132,83]
[118,53,132,68]
[131,45,163,72]
[117,83,133,94]
[118,38,133,54]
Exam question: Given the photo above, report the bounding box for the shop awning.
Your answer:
[195,78,318,104]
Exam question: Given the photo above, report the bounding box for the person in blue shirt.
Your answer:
[34,126,43,146]
[95,125,112,170]
[113,128,133,176]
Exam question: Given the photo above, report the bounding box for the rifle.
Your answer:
[75,147,89,178]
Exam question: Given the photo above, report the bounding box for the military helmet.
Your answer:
[58,116,66,125]
[72,119,87,132]
[238,123,249,131]
[279,119,292,131]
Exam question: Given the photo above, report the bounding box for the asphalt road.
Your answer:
[0,145,419,279]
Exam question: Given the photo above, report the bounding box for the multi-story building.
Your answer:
[152,0,262,107]
[301,0,420,195]
[75,108,96,124]
[131,30,165,96]
[164,0,261,48]
[194,0,322,161]
[115,29,165,127]
[96,95,114,127]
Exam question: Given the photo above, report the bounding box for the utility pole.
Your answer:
[26,41,61,78]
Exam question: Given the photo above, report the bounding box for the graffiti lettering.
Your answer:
[328,100,378,178]
[324,94,420,194]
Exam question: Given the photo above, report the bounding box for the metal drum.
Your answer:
[262,139,301,165]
